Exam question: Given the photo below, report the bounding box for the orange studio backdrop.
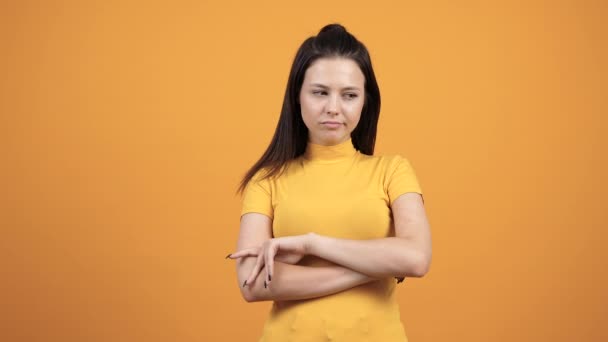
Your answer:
[1,1,607,341]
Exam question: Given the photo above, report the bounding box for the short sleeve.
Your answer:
[240,169,274,219]
[386,155,424,206]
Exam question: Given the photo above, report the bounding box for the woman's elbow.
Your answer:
[240,289,254,303]
[409,251,432,278]
[239,289,256,303]
[239,284,259,303]
[240,284,271,303]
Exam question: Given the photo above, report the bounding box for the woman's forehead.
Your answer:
[303,58,365,88]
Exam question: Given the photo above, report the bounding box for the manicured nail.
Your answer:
[264,280,267,289]
[225,253,232,259]
[242,280,248,288]
[268,274,272,281]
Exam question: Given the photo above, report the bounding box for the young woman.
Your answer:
[228,23,432,341]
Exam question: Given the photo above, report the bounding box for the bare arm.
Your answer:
[237,257,375,302]
[236,213,376,303]
[307,193,432,279]
[308,235,425,278]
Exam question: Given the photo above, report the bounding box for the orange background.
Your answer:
[1,1,607,341]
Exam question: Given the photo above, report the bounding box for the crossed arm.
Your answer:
[234,192,431,302]
[235,258,375,302]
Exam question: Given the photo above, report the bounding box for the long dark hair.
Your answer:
[236,23,381,195]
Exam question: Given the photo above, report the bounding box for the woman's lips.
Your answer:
[322,122,342,128]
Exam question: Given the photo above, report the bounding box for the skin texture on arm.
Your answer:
[236,213,377,302]
[307,192,432,279]
[237,258,376,302]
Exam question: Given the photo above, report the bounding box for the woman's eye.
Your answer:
[311,91,357,98]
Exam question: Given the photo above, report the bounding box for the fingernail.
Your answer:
[264,280,267,289]
[268,274,272,281]
[226,253,232,259]
[243,280,248,288]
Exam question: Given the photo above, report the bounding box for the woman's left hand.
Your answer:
[229,233,316,288]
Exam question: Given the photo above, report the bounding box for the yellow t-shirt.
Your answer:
[240,137,423,342]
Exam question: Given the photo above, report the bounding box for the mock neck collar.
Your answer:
[302,137,358,163]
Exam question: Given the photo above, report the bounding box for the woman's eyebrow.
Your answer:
[310,83,362,91]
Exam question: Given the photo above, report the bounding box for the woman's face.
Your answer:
[299,57,365,146]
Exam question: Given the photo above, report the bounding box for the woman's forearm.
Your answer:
[307,233,429,279]
[238,259,376,302]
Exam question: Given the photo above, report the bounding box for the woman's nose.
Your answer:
[325,95,339,114]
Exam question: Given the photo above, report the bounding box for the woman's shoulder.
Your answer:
[251,160,299,183]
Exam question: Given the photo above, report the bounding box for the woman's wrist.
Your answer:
[305,232,379,284]
[305,232,320,256]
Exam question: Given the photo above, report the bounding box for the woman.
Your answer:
[228,23,432,341]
